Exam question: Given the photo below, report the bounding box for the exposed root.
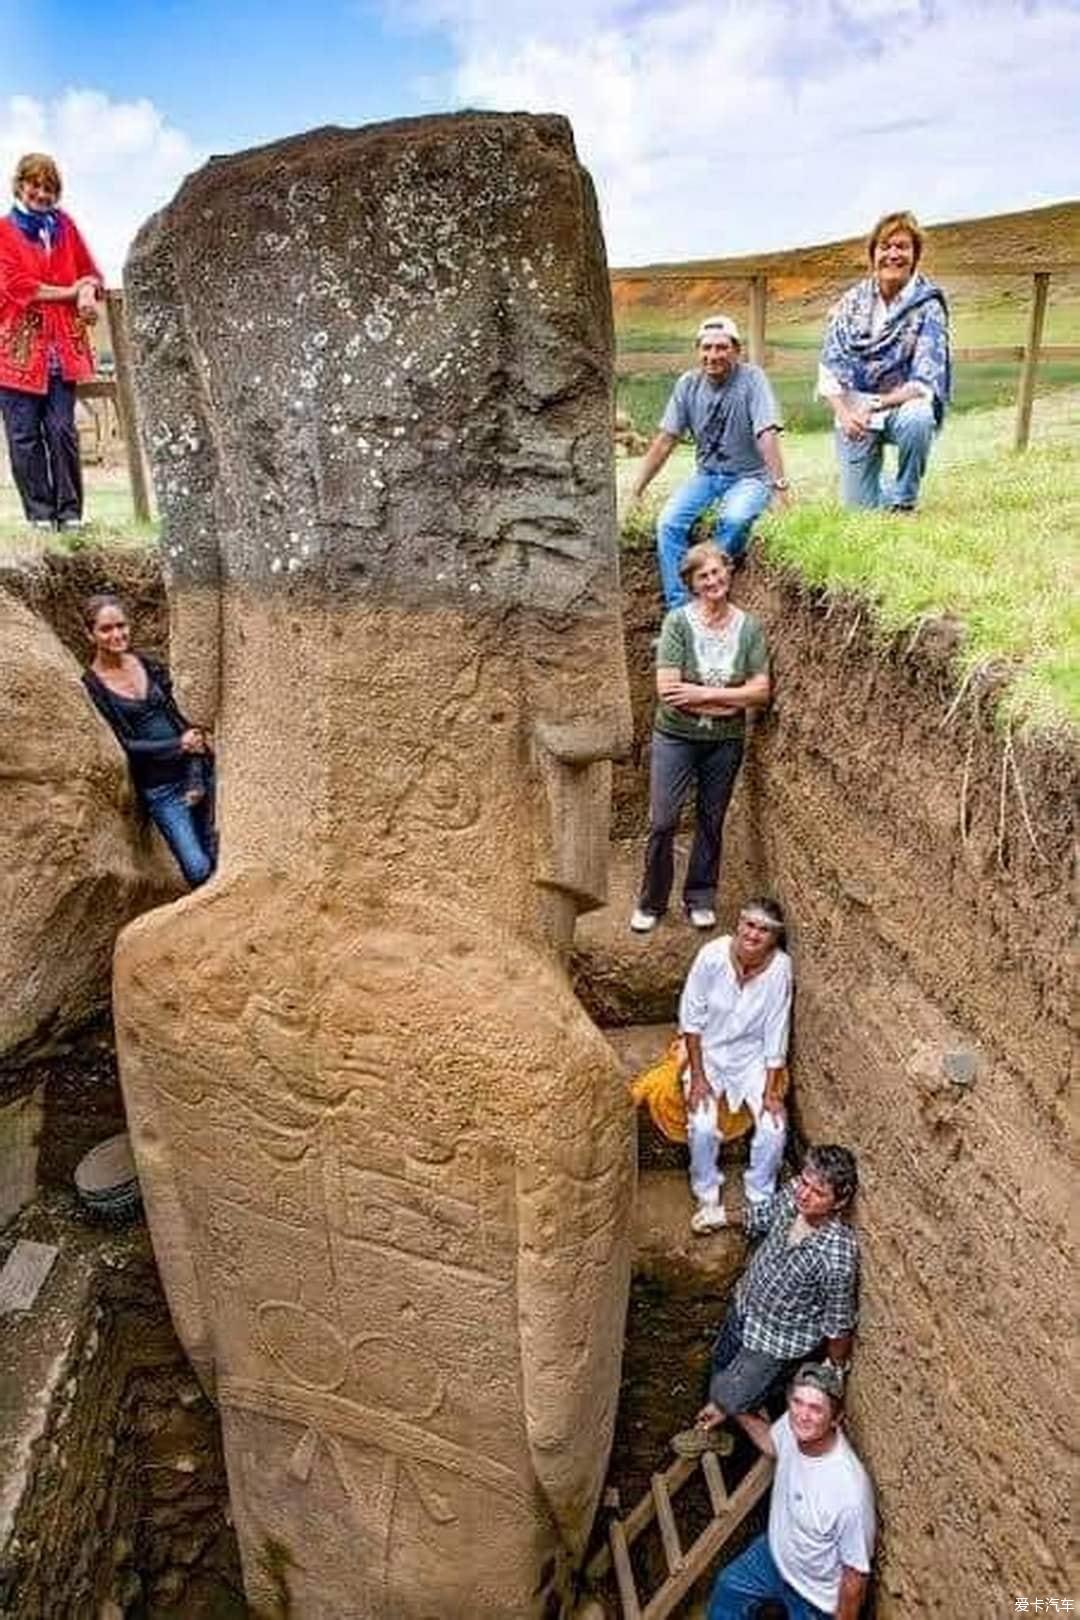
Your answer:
[843,610,863,650]
[902,615,930,662]
[996,737,1010,871]
[1005,730,1049,863]
[958,730,975,852]
[942,661,981,727]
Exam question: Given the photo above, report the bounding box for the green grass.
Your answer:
[0,483,156,553]
[619,388,1080,733]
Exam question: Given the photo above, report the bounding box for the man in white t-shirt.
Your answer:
[708,1363,875,1619]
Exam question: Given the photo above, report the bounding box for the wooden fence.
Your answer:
[611,260,1075,451]
[79,260,1075,526]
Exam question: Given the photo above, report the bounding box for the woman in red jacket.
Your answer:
[0,152,102,530]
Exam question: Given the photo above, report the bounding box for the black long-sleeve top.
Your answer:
[82,656,195,794]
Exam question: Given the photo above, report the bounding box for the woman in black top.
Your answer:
[81,593,216,887]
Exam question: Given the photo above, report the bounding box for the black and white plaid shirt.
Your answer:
[736,1183,859,1360]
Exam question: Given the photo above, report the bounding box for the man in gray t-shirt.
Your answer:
[629,315,792,607]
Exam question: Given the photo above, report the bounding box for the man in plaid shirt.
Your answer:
[673,1144,859,1457]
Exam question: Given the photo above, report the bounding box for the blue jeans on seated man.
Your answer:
[657,470,772,607]
[835,397,936,511]
[142,775,217,888]
[708,1533,831,1620]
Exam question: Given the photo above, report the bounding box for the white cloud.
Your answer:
[0,89,203,283]
[400,0,1080,263]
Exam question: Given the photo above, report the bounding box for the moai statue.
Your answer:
[116,113,635,1619]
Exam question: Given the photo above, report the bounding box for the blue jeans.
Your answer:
[835,398,936,510]
[657,471,771,607]
[143,775,217,887]
[708,1533,831,1620]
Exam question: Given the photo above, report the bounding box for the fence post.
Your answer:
[1014,272,1050,452]
[105,289,152,524]
[748,274,767,368]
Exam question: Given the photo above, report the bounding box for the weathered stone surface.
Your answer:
[119,112,635,1619]
[0,591,179,1066]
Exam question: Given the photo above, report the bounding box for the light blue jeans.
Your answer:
[835,397,936,510]
[708,1533,831,1620]
[657,470,772,607]
[142,776,217,887]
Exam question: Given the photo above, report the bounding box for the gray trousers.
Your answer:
[638,731,744,914]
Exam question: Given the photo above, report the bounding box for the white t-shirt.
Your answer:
[768,1413,875,1614]
[678,937,792,1110]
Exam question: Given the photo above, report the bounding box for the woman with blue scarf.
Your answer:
[818,210,950,512]
[0,153,102,531]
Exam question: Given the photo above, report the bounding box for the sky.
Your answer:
[1,0,1077,281]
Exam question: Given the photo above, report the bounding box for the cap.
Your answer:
[696,314,740,345]
[791,1362,845,1403]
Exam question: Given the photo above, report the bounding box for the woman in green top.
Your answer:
[630,542,771,933]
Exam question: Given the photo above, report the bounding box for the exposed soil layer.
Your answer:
[0,1197,240,1619]
[0,549,169,667]
[583,550,1076,1617]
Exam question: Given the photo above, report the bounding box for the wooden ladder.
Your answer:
[586,1449,774,1620]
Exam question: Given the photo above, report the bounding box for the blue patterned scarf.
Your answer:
[821,272,951,423]
[9,202,64,251]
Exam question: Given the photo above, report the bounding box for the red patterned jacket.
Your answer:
[0,210,102,393]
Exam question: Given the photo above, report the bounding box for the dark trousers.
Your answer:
[638,732,744,914]
[0,373,82,524]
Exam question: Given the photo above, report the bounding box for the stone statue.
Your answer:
[115,112,635,1619]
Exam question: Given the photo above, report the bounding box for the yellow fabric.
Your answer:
[629,1038,753,1144]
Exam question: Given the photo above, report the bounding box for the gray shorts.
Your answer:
[708,1307,792,1414]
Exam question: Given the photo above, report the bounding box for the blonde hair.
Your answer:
[678,541,733,593]
[13,153,62,199]
[867,209,923,267]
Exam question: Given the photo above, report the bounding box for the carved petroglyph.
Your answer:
[118,113,633,1618]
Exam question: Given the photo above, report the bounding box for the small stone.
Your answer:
[942,1050,978,1087]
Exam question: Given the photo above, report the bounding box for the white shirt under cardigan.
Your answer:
[768,1412,876,1614]
[678,937,792,1111]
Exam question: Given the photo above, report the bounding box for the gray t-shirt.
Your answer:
[660,364,782,477]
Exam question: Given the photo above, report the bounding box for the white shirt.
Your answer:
[678,937,792,1109]
[768,1413,876,1614]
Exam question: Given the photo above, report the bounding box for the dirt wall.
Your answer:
[617,548,1075,1616]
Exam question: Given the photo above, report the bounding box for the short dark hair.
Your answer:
[804,1144,858,1208]
[83,592,127,631]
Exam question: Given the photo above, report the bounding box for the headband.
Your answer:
[739,905,782,931]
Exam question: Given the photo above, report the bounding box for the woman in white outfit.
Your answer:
[679,898,791,1233]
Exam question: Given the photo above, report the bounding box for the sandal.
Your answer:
[670,1426,735,1459]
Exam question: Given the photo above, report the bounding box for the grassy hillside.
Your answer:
[620,387,1080,732]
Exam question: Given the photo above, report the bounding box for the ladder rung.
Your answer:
[700,1449,729,1514]
[610,1519,642,1620]
[641,1454,774,1620]
[586,1456,697,1580]
[650,1473,683,1573]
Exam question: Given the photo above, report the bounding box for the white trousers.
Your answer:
[685,1088,786,1207]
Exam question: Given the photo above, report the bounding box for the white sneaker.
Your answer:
[690,1202,728,1235]
[629,907,658,934]
[688,906,717,930]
